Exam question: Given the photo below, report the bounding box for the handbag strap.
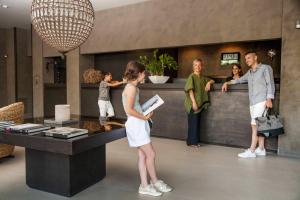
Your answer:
[263,107,279,118]
[262,108,269,117]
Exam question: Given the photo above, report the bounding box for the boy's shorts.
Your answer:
[98,100,115,118]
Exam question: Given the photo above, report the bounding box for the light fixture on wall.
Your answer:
[0,1,9,9]
[30,0,95,55]
[267,49,276,67]
[296,20,300,29]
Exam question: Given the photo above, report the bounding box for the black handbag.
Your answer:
[256,108,284,137]
[148,118,153,129]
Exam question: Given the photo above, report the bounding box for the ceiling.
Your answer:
[0,0,150,29]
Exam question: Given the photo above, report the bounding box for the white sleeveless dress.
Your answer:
[122,84,150,147]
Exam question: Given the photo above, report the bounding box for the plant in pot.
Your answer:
[139,49,178,84]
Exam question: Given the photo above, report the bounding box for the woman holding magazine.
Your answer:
[122,61,172,197]
[184,58,215,147]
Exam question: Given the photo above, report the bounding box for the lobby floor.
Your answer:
[0,137,300,200]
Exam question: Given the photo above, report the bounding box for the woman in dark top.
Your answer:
[231,64,243,80]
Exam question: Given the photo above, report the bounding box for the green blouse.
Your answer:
[184,73,211,113]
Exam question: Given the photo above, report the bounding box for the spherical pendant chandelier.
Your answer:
[31,0,95,54]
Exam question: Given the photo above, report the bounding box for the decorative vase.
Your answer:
[148,76,170,84]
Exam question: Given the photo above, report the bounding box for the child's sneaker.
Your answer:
[152,180,173,193]
[255,147,266,156]
[138,184,162,197]
[238,149,256,158]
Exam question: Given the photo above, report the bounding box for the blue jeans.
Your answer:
[187,110,202,145]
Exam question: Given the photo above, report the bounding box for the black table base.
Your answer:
[26,145,106,197]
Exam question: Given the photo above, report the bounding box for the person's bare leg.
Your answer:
[258,136,265,150]
[139,143,158,184]
[250,125,258,151]
[138,148,148,187]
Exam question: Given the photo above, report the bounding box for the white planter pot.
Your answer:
[148,76,170,84]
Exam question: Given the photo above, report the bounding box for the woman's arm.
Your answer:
[124,85,152,120]
[205,79,215,91]
[189,90,198,111]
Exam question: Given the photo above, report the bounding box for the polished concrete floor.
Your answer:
[0,137,300,200]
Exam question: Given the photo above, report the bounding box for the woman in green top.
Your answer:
[184,58,215,147]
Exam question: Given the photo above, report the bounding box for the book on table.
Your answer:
[0,121,15,131]
[43,127,88,138]
[43,118,78,125]
[7,123,51,135]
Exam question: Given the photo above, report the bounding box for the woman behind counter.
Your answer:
[184,58,215,147]
[231,63,243,80]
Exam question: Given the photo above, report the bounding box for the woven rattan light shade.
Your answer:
[31,0,95,54]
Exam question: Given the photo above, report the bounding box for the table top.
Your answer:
[0,117,126,155]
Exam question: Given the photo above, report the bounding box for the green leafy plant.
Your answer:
[139,49,178,76]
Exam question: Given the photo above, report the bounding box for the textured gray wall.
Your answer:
[278,0,300,158]
[32,29,44,117]
[16,28,33,118]
[0,29,7,107]
[178,40,281,78]
[66,48,81,115]
[5,28,16,104]
[81,0,282,54]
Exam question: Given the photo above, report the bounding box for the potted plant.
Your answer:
[139,49,178,84]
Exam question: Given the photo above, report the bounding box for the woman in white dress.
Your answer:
[122,61,173,197]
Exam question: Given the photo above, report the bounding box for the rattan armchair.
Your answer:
[0,102,24,158]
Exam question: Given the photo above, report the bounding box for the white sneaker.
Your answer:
[238,149,256,158]
[138,184,162,197]
[255,147,266,156]
[152,180,173,193]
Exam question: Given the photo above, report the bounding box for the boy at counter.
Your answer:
[98,72,125,126]
[184,58,215,147]
[222,51,275,158]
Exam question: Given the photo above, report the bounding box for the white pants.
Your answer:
[249,101,266,125]
[98,100,115,117]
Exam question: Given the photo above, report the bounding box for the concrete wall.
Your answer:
[278,0,300,158]
[32,29,44,117]
[81,0,282,54]
[0,29,7,107]
[5,28,16,104]
[178,40,282,78]
[43,43,62,58]
[0,28,33,117]
[66,48,81,115]
[16,28,33,118]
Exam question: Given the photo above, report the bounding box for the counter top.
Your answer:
[81,83,280,91]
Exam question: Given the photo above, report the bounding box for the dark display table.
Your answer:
[0,117,126,197]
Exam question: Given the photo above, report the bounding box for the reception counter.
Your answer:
[81,83,280,151]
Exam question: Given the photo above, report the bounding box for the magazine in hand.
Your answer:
[142,94,164,116]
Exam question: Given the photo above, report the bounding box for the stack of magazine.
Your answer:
[43,127,88,139]
[7,123,51,135]
[43,118,78,127]
[0,121,15,131]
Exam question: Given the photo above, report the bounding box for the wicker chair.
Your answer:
[0,102,24,158]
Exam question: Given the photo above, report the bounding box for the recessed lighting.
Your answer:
[296,20,300,29]
[1,4,9,8]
